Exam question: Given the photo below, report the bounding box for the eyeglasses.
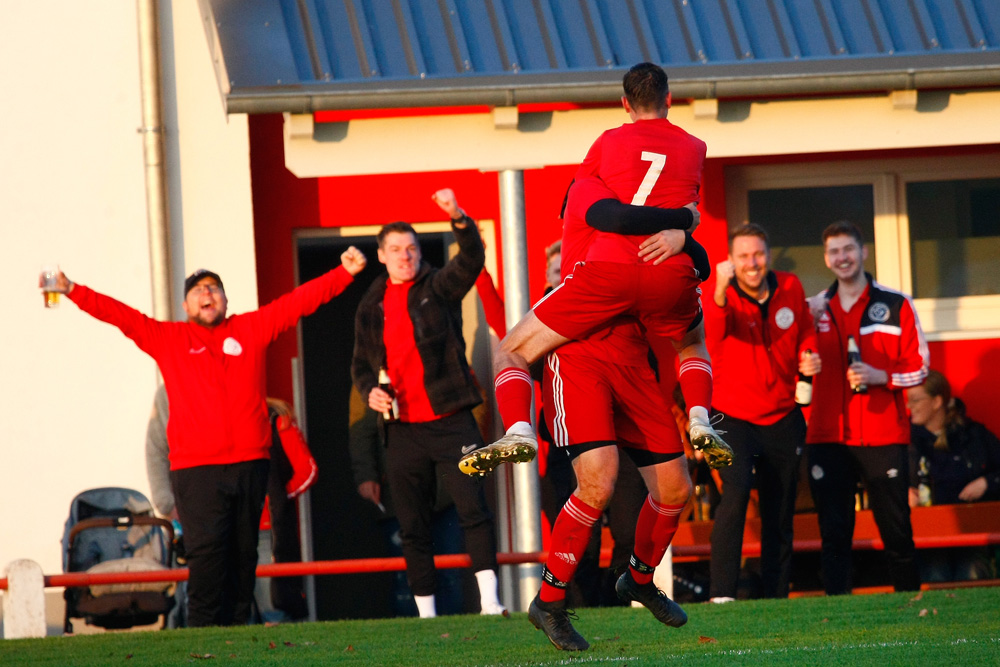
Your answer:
[906,394,930,407]
[189,284,223,297]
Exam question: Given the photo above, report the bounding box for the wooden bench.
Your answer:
[667,500,1000,563]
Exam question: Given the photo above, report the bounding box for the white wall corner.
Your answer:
[2,560,46,639]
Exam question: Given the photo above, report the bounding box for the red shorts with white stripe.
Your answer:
[542,350,683,460]
[533,260,702,344]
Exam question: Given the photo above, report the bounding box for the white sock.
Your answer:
[475,569,502,611]
[506,421,534,438]
[414,594,436,618]
[689,406,709,423]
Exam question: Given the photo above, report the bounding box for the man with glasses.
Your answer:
[42,248,367,626]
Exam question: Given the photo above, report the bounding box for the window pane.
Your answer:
[907,178,1000,298]
[747,185,875,297]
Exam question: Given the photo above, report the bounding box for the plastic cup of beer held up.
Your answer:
[41,264,60,308]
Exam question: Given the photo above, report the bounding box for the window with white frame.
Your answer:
[906,177,1000,299]
[725,155,1000,339]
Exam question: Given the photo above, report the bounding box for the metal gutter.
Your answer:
[223,53,1000,114]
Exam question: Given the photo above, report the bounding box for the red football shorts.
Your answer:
[542,349,683,456]
[533,260,701,344]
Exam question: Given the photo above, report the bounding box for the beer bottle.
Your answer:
[916,456,933,507]
[795,349,814,406]
[846,335,868,394]
[378,366,399,422]
[172,519,187,565]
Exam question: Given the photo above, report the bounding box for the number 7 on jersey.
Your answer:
[630,151,666,206]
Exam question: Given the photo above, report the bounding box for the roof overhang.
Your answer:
[198,0,1000,116]
[222,51,1000,115]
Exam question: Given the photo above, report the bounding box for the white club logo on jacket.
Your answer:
[223,337,243,356]
[867,302,890,323]
[774,306,795,330]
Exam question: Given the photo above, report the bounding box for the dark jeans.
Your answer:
[807,443,920,595]
[385,410,497,597]
[710,409,805,599]
[171,459,269,627]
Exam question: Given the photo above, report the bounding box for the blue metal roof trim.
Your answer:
[204,0,1000,112]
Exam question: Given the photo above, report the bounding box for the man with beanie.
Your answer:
[42,246,366,626]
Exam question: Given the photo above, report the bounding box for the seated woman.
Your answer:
[908,370,1000,582]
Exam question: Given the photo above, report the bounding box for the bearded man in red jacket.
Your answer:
[704,224,820,603]
[43,246,366,626]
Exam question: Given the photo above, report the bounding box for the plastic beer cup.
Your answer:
[42,264,60,308]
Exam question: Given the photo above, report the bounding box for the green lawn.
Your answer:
[2,587,998,665]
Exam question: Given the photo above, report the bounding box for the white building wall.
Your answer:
[0,1,254,576]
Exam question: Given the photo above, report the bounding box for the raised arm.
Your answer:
[252,246,366,342]
[51,270,169,356]
[428,188,485,302]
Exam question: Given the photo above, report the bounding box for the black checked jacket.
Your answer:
[351,216,485,418]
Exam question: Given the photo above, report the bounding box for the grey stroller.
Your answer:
[61,487,175,632]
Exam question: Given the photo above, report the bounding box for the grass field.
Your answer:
[1,587,997,665]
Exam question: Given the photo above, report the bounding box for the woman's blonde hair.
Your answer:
[920,369,961,449]
[266,397,293,420]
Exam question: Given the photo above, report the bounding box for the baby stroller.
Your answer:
[61,487,175,633]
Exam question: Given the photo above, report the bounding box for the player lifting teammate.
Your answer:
[460,63,732,478]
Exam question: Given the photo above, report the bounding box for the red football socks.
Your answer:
[678,357,712,414]
[630,495,685,584]
[494,367,534,430]
[539,494,602,603]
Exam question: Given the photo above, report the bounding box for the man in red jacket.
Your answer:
[704,224,820,603]
[807,221,928,595]
[43,247,366,626]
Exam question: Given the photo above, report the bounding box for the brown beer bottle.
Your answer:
[378,366,400,422]
[846,336,868,394]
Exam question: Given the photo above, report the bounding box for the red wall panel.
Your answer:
[250,115,1000,440]
[927,338,1000,436]
[250,114,320,403]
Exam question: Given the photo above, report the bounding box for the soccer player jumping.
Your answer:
[460,63,732,478]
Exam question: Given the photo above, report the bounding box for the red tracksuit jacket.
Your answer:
[806,275,929,446]
[704,270,817,425]
[69,266,354,470]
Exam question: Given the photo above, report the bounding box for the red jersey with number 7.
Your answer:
[576,118,706,264]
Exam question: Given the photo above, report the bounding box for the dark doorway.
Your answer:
[295,230,461,620]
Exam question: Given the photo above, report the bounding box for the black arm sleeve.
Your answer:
[684,233,711,283]
[585,199,693,234]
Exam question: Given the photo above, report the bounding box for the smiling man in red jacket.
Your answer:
[43,247,366,626]
[704,223,820,603]
[807,221,929,595]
